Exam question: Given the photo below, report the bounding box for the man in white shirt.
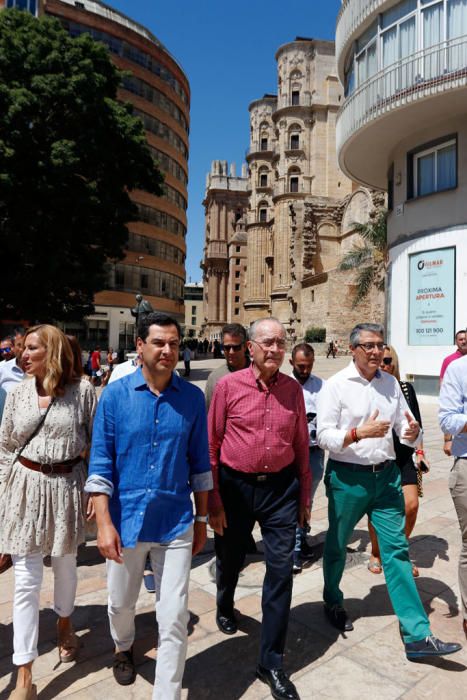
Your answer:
[0,327,25,393]
[439,354,467,639]
[317,322,461,659]
[289,342,325,573]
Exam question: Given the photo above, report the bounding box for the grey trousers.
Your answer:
[449,458,467,620]
[107,526,193,700]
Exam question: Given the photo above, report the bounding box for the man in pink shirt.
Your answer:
[440,330,467,380]
[208,318,310,700]
[440,330,467,456]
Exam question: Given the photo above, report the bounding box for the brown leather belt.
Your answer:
[18,455,82,475]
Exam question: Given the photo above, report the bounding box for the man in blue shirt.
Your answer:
[439,353,467,640]
[86,312,212,699]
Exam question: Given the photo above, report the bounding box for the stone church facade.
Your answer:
[201,38,384,346]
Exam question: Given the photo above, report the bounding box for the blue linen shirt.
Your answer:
[439,355,467,457]
[86,367,213,547]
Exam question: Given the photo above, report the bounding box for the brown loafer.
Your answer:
[57,621,79,663]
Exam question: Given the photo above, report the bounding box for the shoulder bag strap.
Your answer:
[16,397,55,459]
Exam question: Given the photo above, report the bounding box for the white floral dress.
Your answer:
[0,377,96,557]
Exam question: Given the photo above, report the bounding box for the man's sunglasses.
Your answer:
[223,343,243,352]
[0,347,12,354]
[382,357,393,365]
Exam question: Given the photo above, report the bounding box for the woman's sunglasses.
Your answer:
[382,357,393,366]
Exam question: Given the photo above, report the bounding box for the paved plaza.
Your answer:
[1,356,466,699]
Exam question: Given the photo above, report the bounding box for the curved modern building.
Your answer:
[2,0,189,349]
[336,0,467,395]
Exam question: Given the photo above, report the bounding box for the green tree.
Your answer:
[338,209,388,308]
[0,9,164,322]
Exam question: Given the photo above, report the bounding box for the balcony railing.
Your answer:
[337,36,467,153]
[336,0,388,62]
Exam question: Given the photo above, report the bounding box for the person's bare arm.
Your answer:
[93,493,123,564]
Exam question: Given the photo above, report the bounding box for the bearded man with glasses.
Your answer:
[317,322,461,660]
[204,324,250,410]
[208,318,310,700]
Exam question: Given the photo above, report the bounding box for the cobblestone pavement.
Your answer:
[1,356,466,699]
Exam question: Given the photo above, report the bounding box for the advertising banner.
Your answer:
[408,247,455,346]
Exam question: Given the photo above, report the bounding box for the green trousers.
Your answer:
[323,459,431,643]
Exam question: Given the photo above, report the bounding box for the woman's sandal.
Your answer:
[8,685,37,700]
[367,559,383,574]
[57,622,79,663]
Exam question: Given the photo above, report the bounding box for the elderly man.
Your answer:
[205,323,249,410]
[439,353,467,639]
[86,312,212,699]
[317,322,461,659]
[209,318,310,700]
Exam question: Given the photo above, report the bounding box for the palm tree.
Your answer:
[338,209,388,308]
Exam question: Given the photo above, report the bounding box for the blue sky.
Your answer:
[107,0,342,282]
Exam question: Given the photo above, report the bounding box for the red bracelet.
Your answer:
[351,427,360,443]
[415,449,425,456]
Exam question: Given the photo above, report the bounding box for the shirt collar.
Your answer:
[346,359,381,382]
[130,365,181,392]
[248,362,282,390]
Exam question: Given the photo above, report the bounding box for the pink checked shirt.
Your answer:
[208,365,311,511]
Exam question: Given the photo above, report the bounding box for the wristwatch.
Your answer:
[194,514,209,524]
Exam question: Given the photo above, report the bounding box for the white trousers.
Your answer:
[107,526,193,700]
[11,552,77,665]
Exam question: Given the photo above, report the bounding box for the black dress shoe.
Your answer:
[256,665,299,700]
[113,647,136,685]
[324,603,354,631]
[216,612,238,635]
[405,635,462,660]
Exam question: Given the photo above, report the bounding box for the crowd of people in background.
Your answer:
[0,318,466,700]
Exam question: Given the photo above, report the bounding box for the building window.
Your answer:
[191,305,196,314]
[235,258,240,265]
[409,136,457,198]
[235,271,240,278]
[115,268,124,287]
[291,90,300,105]
[260,137,268,151]
[236,246,241,253]
[235,283,240,291]
[235,295,240,302]
[140,273,149,289]
[234,307,239,315]
[289,176,299,193]
[259,208,267,222]
[260,173,268,186]
[7,0,37,11]
[311,290,315,302]
[191,316,196,325]
[290,133,300,150]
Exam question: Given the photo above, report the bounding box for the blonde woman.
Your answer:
[0,325,96,700]
[368,345,428,577]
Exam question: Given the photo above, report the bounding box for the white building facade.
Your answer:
[336,0,467,395]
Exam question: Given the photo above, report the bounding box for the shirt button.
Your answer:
[266,446,270,450]
[155,419,159,424]
[264,465,269,469]
[139,511,144,516]
[153,442,157,447]
[147,488,151,492]
[150,465,155,470]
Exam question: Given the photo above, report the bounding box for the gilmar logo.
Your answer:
[418,258,443,271]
